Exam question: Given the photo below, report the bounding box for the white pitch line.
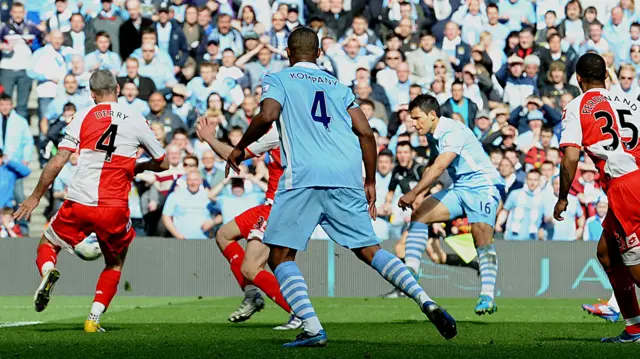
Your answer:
[0,321,42,328]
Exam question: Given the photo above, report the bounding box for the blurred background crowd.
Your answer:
[0,0,630,241]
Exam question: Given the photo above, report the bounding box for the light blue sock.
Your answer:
[477,244,498,299]
[405,222,430,275]
[371,249,433,306]
[274,261,323,334]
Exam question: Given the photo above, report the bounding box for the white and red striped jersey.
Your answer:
[246,126,282,202]
[58,102,166,207]
[560,88,640,189]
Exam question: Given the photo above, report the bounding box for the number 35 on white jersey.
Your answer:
[560,88,640,183]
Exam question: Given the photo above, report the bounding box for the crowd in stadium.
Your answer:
[0,0,632,241]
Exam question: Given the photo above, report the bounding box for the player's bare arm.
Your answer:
[349,107,377,219]
[14,149,73,221]
[195,116,252,161]
[134,155,170,175]
[227,99,281,176]
[554,146,581,221]
[398,152,456,211]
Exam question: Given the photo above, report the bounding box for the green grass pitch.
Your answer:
[0,297,634,358]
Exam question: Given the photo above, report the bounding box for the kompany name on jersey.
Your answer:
[288,72,339,87]
[94,110,130,121]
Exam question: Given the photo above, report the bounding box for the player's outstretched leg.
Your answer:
[404,222,429,278]
[241,240,302,330]
[268,246,327,347]
[597,233,640,343]
[34,237,61,312]
[356,245,457,340]
[582,293,620,323]
[85,243,127,333]
[216,222,264,323]
[472,223,498,315]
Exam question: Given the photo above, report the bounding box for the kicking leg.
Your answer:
[217,220,263,322]
[598,231,640,342]
[354,244,457,340]
[268,245,327,347]
[472,222,498,315]
[85,241,128,333]
[34,235,61,312]
[241,240,302,330]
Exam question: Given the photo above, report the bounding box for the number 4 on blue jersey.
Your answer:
[311,91,331,129]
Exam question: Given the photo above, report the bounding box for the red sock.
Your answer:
[222,242,248,289]
[36,243,58,276]
[607,265,640,334]
[93,269,121,312]
[253,270,291,313]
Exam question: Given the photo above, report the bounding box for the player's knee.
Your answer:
[215,229,232,249]
[240,260,260,281]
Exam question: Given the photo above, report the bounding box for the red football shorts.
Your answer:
[603,170,640,265]
[44,201,135,259]
[234,204,272,241]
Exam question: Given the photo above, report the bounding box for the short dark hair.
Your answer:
[173,128,188,138]
[590,20,604,29]
[408,94,440,117]
[379,149,393,159]
[545,10,557,17]
[287,27,319,57]
[70,13,84,22]
[519,26,535,36]
[527,168,541,176]
[396,141,413,151]
[489,148,504,157]
[0,93,11,102]
[141,27,157,36]
[632,22,640,30]
[183,154,199,167]
[230,126,244,133]
[419,29,434,39]
[548,33,561,42]
[541,160,555,167]
[452,78,464,88]
[95,31,110,40]
[541,127,554,134]
[487,3,498,11]
[358,98,375,109]
[63,102,77,112]
[576,53,607,83]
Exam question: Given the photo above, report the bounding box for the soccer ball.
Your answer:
[74,234,103,261]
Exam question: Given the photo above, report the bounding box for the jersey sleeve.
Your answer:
[246,125,279,157]
[438,129,464,155]
[57,112,83,152]
[559,108,583,149]
[260,74,286,106]
[136,116,166,162]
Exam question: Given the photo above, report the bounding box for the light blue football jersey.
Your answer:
[260,62,363,190]
[430,117,504,189]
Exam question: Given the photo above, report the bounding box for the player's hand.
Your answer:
[225,147,243,177]
[364,179,377,219]
[398,191,417,211]
[13,196,40,221]
[195,116,215,142]
[553,199,568,221]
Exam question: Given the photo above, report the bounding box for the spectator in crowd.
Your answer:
[0,207,21,238]
[441,79,478,130]
[85,31,122,75]
[603,7,630,59]
[41,74,93,135]
[516,111,559,154]
[406,31,450,86]
[612,64,640,99]
[498,157,523,202]
[544,176,585,241]
[325,33,384,85]
[119,0,155,61]
[218,49,244,82]
[0,147,31,211]
[496,55,537,111]
[385,62,413,113]
[156,3,189,79]
[541,61,581,106]
[235,42,287,92]
[499,0,536,31]
[514,27,550,75]
[183,4,207,59]
[580,21,610,55]
[162,170,218,240]
[439,21,471,73]
[169,84,197,129]
[88,0,124,55]
[451,0,487,46]
[187,62,244,114]
[558,0,586,51]
[229,96,258,131]
[0,2,42,120]
[200,149,224,188]
[483,3,509,50]
[584,196,607,242]
[498,169,546,241]
[146,92,185,142]
[44,0,73,33]
[208,13,244,57]
[209,173,266,224]
[136,42,178,90]
[508,95,562,135]
[117,57,156,101]
[264,11,290,60]
[63,13,94,58]
[28,30,67,121]
[118,81,150,116]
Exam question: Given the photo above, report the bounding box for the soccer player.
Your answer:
[225,27,457,347]
[397,95,504,315]
[14,70,169,333]
[553,53,640,343]
[195,117,301,330]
